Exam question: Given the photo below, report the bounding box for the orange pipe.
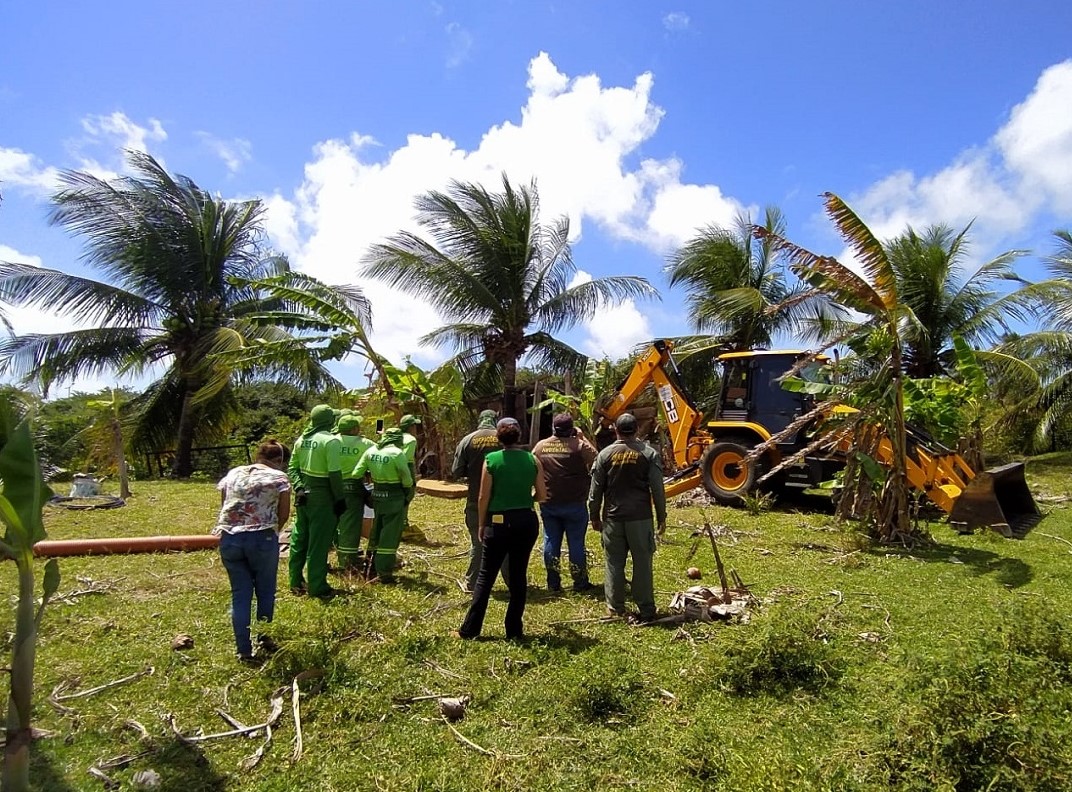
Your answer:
[33,535,220,557]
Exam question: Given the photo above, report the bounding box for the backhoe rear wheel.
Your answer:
[701,441,757,504]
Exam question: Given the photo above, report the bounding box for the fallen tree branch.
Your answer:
[291,677,303,762]
[96,751,152,770]
[240,723,273,771]
[122,720,151,741]
[547,615,617,626]
[215,709,255,737]
[442,716,524,758]
[167,713,266,743]
[1038,532,1072,552]
[87,765,118,789]
[55,667,154,701]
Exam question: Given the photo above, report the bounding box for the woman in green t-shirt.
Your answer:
[456,418,547,640]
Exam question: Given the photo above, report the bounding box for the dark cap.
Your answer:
[615,413,638,435]
[552,413,574,437]
[496,417,521,431]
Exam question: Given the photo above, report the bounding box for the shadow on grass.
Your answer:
[30,749,78,792]
[875,541,1033,588]
[152,738,228,792]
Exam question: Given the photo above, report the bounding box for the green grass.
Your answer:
[12,457,1072,791]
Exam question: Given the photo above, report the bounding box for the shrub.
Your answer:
[569,658,647,724]
[716,603,843,696]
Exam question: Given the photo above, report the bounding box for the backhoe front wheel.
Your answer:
[701,441,757,504]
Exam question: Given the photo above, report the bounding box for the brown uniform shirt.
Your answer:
[532,434,597,505]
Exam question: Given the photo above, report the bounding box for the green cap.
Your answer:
[477,409,497,428]
[378,427,405,448]
[400,414,422,429]
[336,414,362,433]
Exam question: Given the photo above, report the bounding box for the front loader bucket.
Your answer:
[948,462,1041,538]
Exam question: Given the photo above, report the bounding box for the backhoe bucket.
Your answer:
[948,462,1041,538]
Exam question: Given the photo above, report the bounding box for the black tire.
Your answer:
[701,441,757,504]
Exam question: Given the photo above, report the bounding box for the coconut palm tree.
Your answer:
[754,193,916,544]
[883,223,1028,378]
[992,229,1072,452]
[362,174,659,415]
[666,207,841,351]
[0,151,341,477]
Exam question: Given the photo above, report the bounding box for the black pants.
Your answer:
[458,509,539,639]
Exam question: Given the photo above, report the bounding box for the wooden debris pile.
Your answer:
[667,516,757,624]
[669,585,753,622]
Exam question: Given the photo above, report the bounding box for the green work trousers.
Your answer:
[337,480,367,570]
[601,518,656,620]
[369,484,407,579]
[287,478,336,597]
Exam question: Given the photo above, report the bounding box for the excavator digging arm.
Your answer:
[597,340,709,496]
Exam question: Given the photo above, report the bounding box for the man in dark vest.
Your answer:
[588,413,666,622]
[451,409,508,592]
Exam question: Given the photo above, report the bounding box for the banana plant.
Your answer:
[530,358,616,435]
[85,387,131,499]
[755,193,915,544]
[380,359,469,478]
[0,400,57,792]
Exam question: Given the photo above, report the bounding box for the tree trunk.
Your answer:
[501,355,518,419]
[4,556,37,792]
[112,418,131,499]
[171,385,200,478]
[883,343,913,542]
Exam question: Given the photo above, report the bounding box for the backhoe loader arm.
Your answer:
[597,340,706,470]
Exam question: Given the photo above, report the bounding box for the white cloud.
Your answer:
[663,12,690,32]
[848,59,1072,251]
[69,112,168,179]
[265,53,693,371]
[995,60,1072,215]
[445,22,473,68]
[568,269,652,358]
[0,147,60,194]
[196,132,252,174]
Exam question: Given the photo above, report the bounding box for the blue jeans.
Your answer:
[539,502,590,590]
[219,529,279,656]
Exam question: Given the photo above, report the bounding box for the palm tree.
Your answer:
[362,174,659,416]
[992,230,1072,452]
[883,223,1028,377]
[754,193,915,544]
[0,151,340,477]
[666,207,841,350]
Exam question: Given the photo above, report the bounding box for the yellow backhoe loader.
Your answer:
[597,340,1041,537]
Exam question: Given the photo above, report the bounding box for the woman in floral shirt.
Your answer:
[215,440,292,662]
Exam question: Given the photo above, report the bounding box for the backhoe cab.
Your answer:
[599,340,1041,537]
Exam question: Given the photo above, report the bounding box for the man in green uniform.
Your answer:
[288,404,345,598]
[399,414,424,543]
[335,413,373,572]
[588,413,666,622]
[354,428,414,583]
[451,409,508,591]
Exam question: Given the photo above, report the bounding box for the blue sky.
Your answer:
[2,1,1071,392]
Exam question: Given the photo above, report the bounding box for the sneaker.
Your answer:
[572,582,597,593]
[290,585,307,596]
[237,653,259,666]
[256,635,279,655]
[607,607,627,619]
